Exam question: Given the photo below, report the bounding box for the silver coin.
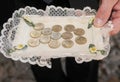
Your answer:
[39,35,51,44]
[48,40,60,49]
[30,30,41,38]
[62,39,74,48]
[28,38,40,47]
[42,28,52,35]
[50,32,61,40]
[34,23,44,30]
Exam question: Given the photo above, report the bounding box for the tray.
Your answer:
[0,6,113,68]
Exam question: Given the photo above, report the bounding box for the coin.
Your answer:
[39,35,51,44]
[42,28,52,35]
[50,32,61,40]
[28,38,40,47]
[48,40,60,49]
[62,39,74,48]
[34,23,44,30]
[61,32,73,39]
[74,28,85,36]
[75,36,87,45]
[52,25,62,32]
[30,30,41,38]
[64,24,75,32]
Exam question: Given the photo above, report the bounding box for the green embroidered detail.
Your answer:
[22,16,35,27]
[89,44,106,55]
[88,17,94,29]
[8,44,28,53]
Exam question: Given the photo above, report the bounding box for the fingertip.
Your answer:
[93,18,104,27]
[109,30,120,36]
[109,31,114,36]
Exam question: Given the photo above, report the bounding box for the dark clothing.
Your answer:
[31,58,99,82]
[0,0,99,82]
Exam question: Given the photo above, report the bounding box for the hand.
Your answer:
[94,0,120,35]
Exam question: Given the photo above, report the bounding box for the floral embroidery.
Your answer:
[8,44,28,53]
[14,44,27,50]
[89,44,106,55]
[87,17,94,29]
[22,16,35,27]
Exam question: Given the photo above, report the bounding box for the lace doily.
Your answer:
[0,6,113,68]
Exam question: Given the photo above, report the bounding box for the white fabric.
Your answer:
[0,6,113,68]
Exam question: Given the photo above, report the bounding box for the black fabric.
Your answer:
[43,0,53,4]
[69,0,99,10]
[31,58,67,82]
[0,0,100,82]
[0,0,15,27]
[66,57,99,82]
[14,0,70,10]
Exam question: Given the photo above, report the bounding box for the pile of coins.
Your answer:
[74,28,87,45]
[27,23,87,49]
[62,25,74,48]
[62,24,87,48]
[28,23,61,48]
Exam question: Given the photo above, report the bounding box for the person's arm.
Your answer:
[94,0,120,35]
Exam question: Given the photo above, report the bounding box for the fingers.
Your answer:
[112,0,120,19]
[110,18,120,35]
[94,0,118,27]
[112,11,120,19]
[110,0,120,35]
[93,0,120,35]
[113,0,120,11]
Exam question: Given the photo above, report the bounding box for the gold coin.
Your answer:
[52,25,62,32]
[75,36,87,45]
[42,28,52,35]
[30,30,41,38]
[62,39,74,48]
[74,28,85,36]
[48,40,60,49]
[62,32,73,39]
[39,35,51,44]
[34,23,44,30]
[50,32,61,40]
[28,38,40,47]
[64,24,75,32]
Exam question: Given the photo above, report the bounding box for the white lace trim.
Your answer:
[0,6,113,68]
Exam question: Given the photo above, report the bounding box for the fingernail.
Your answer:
[94,18,103,27]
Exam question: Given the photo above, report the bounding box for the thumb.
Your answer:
[94,0,118,27]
